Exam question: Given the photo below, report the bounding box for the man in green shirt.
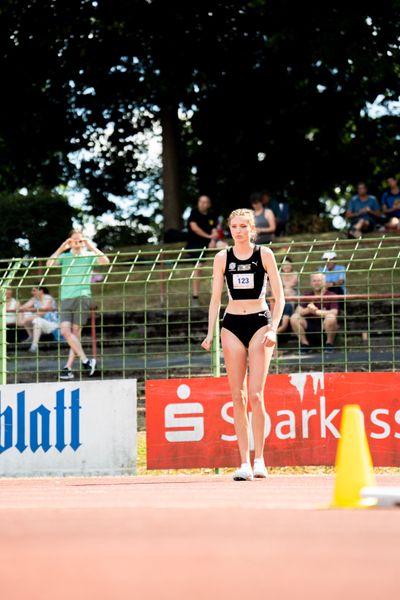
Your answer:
[47,230,110,380]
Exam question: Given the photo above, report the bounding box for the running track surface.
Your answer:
[0,474,399,600]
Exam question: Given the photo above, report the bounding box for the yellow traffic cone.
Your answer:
[331,404,377,508]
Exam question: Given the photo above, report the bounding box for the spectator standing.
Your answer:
[290,273,339,353]
[346,182,381,238]
[186,195,225,307]
[250,193,276,243]
[261,190,288,236]
[381,176,400,231]
[46,230,109,380]
[260,190,280,221]
[319,251,347,296]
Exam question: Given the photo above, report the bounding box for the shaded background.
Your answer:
[0,0,399,254]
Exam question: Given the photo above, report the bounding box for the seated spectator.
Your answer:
[319,251,346,296]
[381,175,400,231]
[5,288,21,343]
[271,259,298,345]
[250,192,276,243]
[18,285,59,351]
[290,273,339,353]
[30,291,60,353]
[18,285,42,342]
[185,195,226,307]
[277,302,294,343]
[280,257,299,300]
[261,190,289,236]
[346,182,381,238]
[278,257,299,343]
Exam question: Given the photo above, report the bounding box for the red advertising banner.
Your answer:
[146,372,400,469]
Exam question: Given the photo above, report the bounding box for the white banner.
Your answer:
[0,379,137,477]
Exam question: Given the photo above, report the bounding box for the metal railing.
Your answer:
[0,235,399,397]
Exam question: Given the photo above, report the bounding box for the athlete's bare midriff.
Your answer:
[225,298,269,315]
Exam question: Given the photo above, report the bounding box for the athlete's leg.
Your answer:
[247,326,274,460]
[221,328,249,464]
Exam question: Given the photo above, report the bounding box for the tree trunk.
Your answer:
[161,105,181,232]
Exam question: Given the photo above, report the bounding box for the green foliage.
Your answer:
[93,219,159,251]
[288,213,333,235]
[0,1,399,224]
[0,189,75,258]
[187,2,400,212]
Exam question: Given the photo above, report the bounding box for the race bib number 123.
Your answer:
[232,273,254,289]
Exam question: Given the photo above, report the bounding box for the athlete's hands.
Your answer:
[201,334,213,352]
[262,328,276,347]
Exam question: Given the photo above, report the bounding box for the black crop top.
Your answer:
[224,246,268,300]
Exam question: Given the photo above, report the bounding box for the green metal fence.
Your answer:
[0,235,399,395]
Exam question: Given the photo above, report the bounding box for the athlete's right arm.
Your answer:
[46,239,71,267]
[201,250,225,352]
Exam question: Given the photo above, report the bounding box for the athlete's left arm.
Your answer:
[261,247,285,331]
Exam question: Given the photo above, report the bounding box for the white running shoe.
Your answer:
[233,463,254,481]
[253,459,268,479]
[83,358,96,377]
[60,367,74,381]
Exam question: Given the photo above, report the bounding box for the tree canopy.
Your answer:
[1,1,399,240]
[0,189,75,258]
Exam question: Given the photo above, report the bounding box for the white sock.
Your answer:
[241,462,252,472]
[254,457,265,466]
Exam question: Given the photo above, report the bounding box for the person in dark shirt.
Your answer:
[290,273,339,353]
[186,195,225,306]
[381,176,400,231]
[346,182,381,238]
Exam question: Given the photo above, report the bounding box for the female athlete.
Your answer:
[201,209,285,480]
